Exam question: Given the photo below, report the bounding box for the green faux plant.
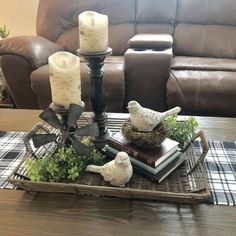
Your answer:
[0,25,10,38]
[164,116,198,148]
[26,143,105,183]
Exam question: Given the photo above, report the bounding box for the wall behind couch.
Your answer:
[0,0,39,37]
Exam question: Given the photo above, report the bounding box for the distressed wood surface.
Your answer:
[0,109,236,141]
[0,109,236,236]
[0,189,236,236]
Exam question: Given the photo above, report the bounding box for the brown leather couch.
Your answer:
[1,0,236,117]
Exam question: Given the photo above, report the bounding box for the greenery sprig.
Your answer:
[0,25,10,38]
[164,116,198,148]
[26,140,105,182]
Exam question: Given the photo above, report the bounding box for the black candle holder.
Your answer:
[77,47,112,148]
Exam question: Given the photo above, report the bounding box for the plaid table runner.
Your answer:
[0,131,236,205]
[194,141,236,206]
[0,131,26,189]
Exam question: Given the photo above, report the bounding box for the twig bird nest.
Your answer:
[122,118,167,149]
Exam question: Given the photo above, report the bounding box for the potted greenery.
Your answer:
[0,25,10,39]
[20,102,109,184]
[26,140,105,182]
[164,116,199,150]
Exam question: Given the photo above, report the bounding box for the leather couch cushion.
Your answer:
[174,23,236,59]
[57,24,134,56]
[136,23,174,35]
[80,57,125,103]
[136,0,177,24]
[172,56,236,72]
[31,56,125,111]
[177,0,236,25]
[106,0,135,24]
[174,0,236,59]
[167,70,236,116]
[30,65,52,105]
[56,27,79,54]
[136,0,176,36]
[108,24,135,55]
[37,0,135,56]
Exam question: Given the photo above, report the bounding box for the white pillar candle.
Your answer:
[48,51,81,109]
[79,11,108,53]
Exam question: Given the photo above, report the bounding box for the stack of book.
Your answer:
[104,132,186,183]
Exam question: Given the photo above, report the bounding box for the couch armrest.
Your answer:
[0,36,64,69]
[124,34,173,111]
[0,36,64,109]
[128,34,173,50]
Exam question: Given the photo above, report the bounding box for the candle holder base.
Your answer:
[92,129,112,149]
[91,111,112,149]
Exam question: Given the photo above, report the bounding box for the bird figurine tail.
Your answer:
[86,165,102,174]
[161,106,181,119]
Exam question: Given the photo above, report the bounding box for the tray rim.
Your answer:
[7,177,210,203]
[7,146,211,204]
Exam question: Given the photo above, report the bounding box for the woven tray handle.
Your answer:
[187,130,209,175]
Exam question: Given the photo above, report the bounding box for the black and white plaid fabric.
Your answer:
[0,131,236,205]
[0,131,26,188]
[195,141,236,206]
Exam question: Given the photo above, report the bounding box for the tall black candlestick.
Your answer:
[77,48,112,148]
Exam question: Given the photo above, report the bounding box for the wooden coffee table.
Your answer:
[1,109,236,236]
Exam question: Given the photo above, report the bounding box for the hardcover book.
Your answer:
[104,145,186,184]
[133,153,186,183]
[105,145,181,175]
[107,132,179,168]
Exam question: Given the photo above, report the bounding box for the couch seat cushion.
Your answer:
[167,69,236,117]
[31,56,125,111]
[172,56,236,72]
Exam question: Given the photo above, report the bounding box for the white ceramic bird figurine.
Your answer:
[127,101,181,132]
[86,151,133,187]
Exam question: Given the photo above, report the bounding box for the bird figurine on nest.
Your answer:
[127,101,181,132]
[86,151,133,187]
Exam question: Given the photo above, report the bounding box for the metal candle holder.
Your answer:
[77,47,112,148]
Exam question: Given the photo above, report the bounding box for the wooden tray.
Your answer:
[7,114,211,203]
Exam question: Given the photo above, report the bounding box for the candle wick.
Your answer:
[91,17,95,26]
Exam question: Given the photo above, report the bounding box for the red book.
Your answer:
[107,132,179,168]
